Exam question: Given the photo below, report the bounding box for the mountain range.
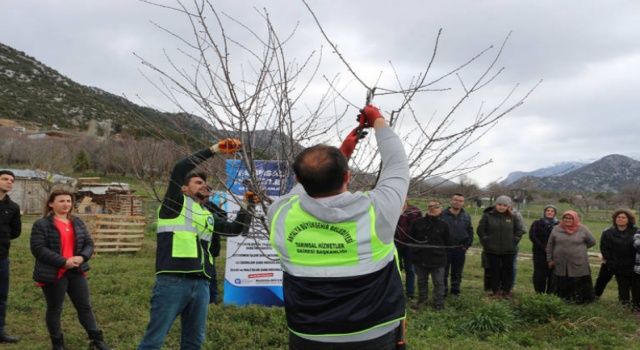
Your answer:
[0,42,214,145]
[501,161,586,186]
[1,42,304,157]
[508,154,640,193]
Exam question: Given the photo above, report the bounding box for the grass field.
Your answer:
[3,203,640,349]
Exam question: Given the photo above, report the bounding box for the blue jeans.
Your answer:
[445,248,466,295]
[0,258,9,330]
[138,275,210,350]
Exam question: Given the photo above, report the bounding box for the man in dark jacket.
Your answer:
[0,170,20,343]
[200,188,252,304]
[440,193,473,297]
[410,200,451,310]
[394,201,422,299]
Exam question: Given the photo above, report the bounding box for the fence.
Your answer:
[80,214,146,253]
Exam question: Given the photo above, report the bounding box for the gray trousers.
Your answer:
[414,265,445,307]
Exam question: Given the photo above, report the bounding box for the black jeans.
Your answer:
[594,263,614,297]
[289,328,398,350]
[445,248,466,295]
[41,271,99,337]
[532,252,554,294]
[614,273,640,310]
[0,258,8,330]
[209,261,218,304]
[486,253,515,294]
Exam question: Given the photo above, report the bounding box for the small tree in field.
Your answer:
[73,150,91,173]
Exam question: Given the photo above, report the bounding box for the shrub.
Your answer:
[458,302,515,339]
[515,293,568,324]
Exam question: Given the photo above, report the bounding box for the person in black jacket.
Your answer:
[200,187,253,304]
[529,205,559,294]
[477,195,524,299]
[409,200,451,310]
[0,170,20,343]
[30,187,110,350]
[600,209,640,309]
[440,193,473,297]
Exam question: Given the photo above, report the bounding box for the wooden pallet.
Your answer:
[80,214,146,253]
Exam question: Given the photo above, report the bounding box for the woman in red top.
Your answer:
[30,188,110,350]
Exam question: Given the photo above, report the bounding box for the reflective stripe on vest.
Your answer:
[269,195,396,277]
[157,196,214,258]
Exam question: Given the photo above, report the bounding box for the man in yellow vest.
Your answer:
[138,139,250,350]
[269,105,410,349]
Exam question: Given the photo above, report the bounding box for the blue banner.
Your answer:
[223,160,291,307]
[225,159,294,196]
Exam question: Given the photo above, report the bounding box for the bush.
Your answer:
[458,302,515,339]
[515,293,568,324]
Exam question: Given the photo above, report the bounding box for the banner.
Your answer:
[222,160,293,306]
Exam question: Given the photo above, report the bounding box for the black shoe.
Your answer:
[51,334,64,350]
[88,330,111,350]
[0,332,19,343]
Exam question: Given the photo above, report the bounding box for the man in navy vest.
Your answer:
[269,106,410,350]
[138,139,252,350]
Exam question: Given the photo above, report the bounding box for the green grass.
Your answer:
[4,208,639,349]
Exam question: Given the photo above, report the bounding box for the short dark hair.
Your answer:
[612,208,636,226]
[184,171,207,186]
[452,192,464,198]
[0,170,15,179]
[293,145,348,197]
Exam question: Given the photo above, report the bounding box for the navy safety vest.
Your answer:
[156,195,215,278]
[270,195,405,340]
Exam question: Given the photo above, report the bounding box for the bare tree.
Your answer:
[618,184,640,212]
[136,0,540,238]
[571,193,595,218]
[484,181,509,204]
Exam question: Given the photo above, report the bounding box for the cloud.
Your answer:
[0,0,637,187]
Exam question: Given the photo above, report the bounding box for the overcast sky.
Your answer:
[1,0,639,186]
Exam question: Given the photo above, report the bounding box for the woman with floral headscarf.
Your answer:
[546,210,596,303]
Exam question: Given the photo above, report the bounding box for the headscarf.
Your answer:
[542,204,559,225]
[559,210,580,234]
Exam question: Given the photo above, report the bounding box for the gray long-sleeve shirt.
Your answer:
[267,125,409,343]
[268,126,410,244]
[546,224,596,277]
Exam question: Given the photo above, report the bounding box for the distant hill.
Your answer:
[0,42,305,156]
[0,42,214,145]
[510,154,640,193]
[502,162,586,185]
